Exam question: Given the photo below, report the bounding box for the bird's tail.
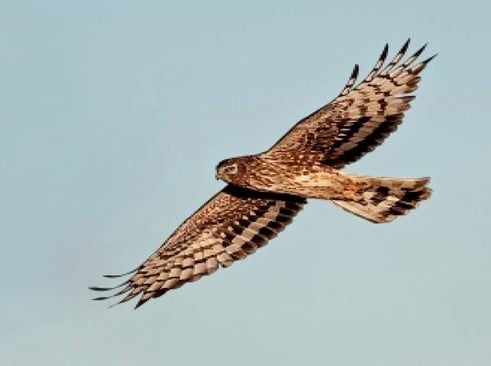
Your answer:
[332,174,432,223]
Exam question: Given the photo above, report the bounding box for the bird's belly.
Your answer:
[245,166,348,200]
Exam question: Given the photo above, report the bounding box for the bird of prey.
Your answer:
[91,39,434,308]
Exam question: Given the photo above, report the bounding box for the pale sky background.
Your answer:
[2,1,491,365]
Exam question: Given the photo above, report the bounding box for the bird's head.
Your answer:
[215,157,248,185]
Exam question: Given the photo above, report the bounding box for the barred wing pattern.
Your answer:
[91,185,305,308]
[267,39,435,169]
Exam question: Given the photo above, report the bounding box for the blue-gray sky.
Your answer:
[2,1,491,365]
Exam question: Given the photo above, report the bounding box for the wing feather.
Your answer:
[266,39,435,169]
[90,185,305,308]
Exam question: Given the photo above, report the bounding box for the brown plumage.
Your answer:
[216,155,431,223]
[91,39,434,308]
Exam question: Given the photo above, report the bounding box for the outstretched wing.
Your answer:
[90,185,305,308]
[266,39,435,169]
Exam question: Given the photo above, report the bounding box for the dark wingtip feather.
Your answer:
[409,54,437,75]
[417,53,438,70]
[93,295,113,301]
[423,53,438,64]
[89,286,112,292]
[352,64,360,78]
[103,267,138,278]
[108,301,123,309]
[349,64,360,86]
[89,280,130,292]
[106,293,136,309]
[396,39,411,62]
[339,64,359,96]
[380,39,412,74]
[412,42,428,58]
[364,44,389,83]
[401,38,411,53]
[381,43,389,60]
[134,298,148,309]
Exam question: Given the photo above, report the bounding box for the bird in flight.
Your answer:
[91,39,434,308]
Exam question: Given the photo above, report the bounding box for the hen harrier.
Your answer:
[91,39,434,308]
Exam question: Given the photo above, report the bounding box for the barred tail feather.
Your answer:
[332,176,431,223]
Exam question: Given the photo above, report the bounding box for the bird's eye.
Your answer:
[223,164,237,174]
